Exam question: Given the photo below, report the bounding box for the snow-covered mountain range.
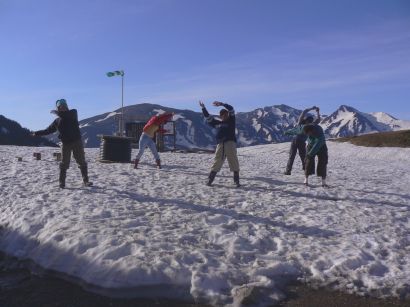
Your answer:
[67,103,410,148]
[3,103,409,148]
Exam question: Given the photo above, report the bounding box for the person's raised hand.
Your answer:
[199,100,205,108]
[213,101,223,107]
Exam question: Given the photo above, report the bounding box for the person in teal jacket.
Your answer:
[303,123,328,187]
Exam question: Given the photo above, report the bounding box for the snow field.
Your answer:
[0,143,409,306]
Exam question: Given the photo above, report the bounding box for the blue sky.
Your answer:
[0,0,409,129]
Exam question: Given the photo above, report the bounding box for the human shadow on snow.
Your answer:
[100,188,339,239]
[235,176,410,208]
[249,176,302,186]
[345,187,410,201]
[160,167,208,177]
[280,190,410,209]
[85,171,410,210]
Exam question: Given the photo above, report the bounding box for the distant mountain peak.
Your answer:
[337,105,359,112]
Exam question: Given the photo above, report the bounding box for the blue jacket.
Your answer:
[202,104,236,144]
[306,125,326,157]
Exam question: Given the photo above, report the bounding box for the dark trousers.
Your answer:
[60,139,87,170]
[286,139,306,172]
[305,144,328,178]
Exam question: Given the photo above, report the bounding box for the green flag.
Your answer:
[106,70,124,77]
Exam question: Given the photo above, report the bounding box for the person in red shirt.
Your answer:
[134,112,174,169]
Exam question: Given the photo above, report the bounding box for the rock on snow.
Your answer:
[0,143,409,306]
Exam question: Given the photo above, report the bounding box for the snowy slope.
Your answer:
[0,143,409,306]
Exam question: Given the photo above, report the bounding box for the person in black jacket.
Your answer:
[199,100,240,187]
[283,106,321,175]
[33,99,92,188]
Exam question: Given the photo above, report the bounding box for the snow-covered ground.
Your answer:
[0,142,409,306]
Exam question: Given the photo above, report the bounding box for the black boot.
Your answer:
[134,158,139,169]
[80,165,93,187]
[156,159,161,169]
[234,171,240,187]
[207,171,217,186]
[59,167,66,189]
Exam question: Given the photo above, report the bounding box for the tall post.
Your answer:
[120,73,124,136]
[106,70,125,136]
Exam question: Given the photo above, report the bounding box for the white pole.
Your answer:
[121,73,124,136]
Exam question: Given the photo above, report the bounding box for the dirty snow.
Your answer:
[0,142,409,306]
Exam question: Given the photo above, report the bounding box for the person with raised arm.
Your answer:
[133,112,174,169]
[32,99,92,188]
[283,106,321,175]
[199,100,240,187]
[302,107,328,187]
